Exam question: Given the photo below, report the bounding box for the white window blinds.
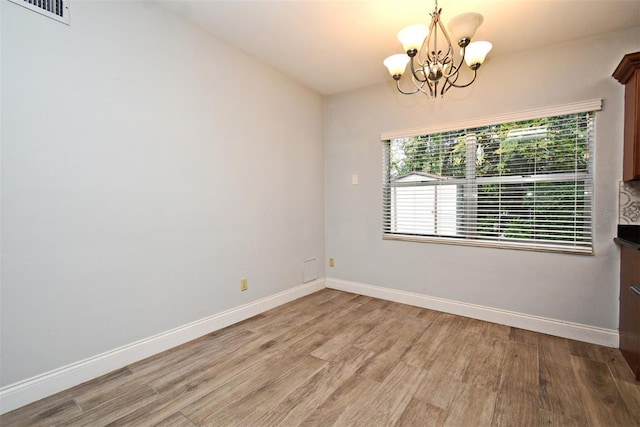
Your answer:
[382,108,596,254]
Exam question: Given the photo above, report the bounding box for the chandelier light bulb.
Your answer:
[447,12,483,46]
[397,24,429,54]
[383,54,411,79]
[464,41,492,69]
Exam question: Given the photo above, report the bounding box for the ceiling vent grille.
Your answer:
[8,0,69,25]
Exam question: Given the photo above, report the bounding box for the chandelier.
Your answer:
[383,0,492,98]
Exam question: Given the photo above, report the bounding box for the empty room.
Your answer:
[1,0,640,425]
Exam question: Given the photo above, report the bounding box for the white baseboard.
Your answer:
[0,279,325,415]
[326,278,619,348]
[1,276,619,415]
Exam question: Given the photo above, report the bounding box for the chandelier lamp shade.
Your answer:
[384,0,492,98]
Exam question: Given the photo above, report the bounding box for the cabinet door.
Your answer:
[622,69,640,181]
[620,245,640,380]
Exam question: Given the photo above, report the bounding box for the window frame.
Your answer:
[381,100,601,255]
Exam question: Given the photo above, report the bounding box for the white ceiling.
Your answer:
[159,0,640,95]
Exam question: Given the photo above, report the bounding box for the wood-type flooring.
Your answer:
[2,289,639,426]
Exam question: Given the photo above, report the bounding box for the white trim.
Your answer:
[380,99,602,140]
[382,234,594,256]
[0,279,325,415]
[326,278,618,348]
[1,275,619,414]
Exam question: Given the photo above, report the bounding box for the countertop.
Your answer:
[616,224,640,250]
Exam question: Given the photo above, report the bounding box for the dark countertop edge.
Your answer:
[614,237,640,250]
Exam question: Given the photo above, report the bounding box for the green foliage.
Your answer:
[387,113,592,245]
[391,113,590,180]
[390,131,466,179]
[475,181,588,243]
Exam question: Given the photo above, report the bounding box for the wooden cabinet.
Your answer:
[613,52,640,181]
[619,242,640,381]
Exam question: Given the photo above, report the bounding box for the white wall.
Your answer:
[325,27,640,331]
[1,0,324,387]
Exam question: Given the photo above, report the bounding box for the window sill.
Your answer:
[382,233,594,255]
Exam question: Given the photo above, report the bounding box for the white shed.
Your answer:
[390,172,458,236]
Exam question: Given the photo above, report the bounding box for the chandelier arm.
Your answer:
[434,14,454,65]
[409,55,428,83]
[419,85,432,97]
[410,72,434,96]
[441,45,466,80]
[423,79,435,97]
[395,78,423,95]
[441,62,458,80]
[441,77,453,96]
[446,68,478,89]
[418,18,439,66]
[440,65,463,95]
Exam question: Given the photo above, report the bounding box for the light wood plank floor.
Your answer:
[2,289,639,426]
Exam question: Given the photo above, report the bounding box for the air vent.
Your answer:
[8,0,69,25]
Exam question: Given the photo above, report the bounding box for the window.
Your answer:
[382,108,596,254]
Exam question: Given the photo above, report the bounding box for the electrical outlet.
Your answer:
[240,278,248,291]
[329,258,335,267]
